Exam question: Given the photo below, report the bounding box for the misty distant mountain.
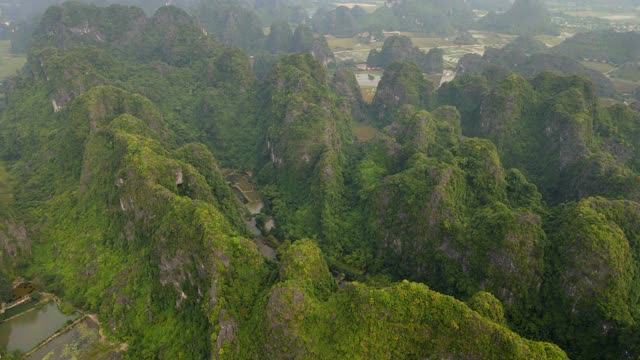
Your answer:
[479,0,557,36]
[469,0,512,11]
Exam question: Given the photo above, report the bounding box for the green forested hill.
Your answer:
[457,36,617,98]
[1,2,640,360]
[551,30,640,65]
[479,0,557,36]
[439,72,640,202]
[309,0,474,37]
[255,53,351,248]
[367,35,444,74]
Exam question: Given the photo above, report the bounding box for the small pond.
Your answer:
[0,302,77,353]
[12,282,37,301]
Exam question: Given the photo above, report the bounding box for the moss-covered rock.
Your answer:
[291,24,335,66]
[367,35,444,74]
[258,240,567,359]
[544,197,640,359]
[455,37,616,97]
[6,4,640,359]
[331,67,368,123]
[279,239,336,297]
[468,291,507,325]
[372,62,434,126]
[33,2,217,66]
[361,107,546,325]
[257,54,352,246]
[439,72,639,203]
[3,85,270,358]
[551,30,640,65]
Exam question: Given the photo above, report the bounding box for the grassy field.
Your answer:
[600,98,623,107]
[0,40,26,80]
[581,61,616,74]
[326,35,373,49]
[611,78,640,94]
[611,65,640,83]
[468,31,516,45]
[534,34,568,47]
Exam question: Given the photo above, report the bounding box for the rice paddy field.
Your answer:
[328,29,521,68]
[26,317,118,360]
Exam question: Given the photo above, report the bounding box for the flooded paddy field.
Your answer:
[1,280,118,358]
[0,301,77,353]
[26,317,118,360]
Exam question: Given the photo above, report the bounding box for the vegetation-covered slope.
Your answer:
[32,87,269,358]
[1,80,270,358]
[256,53,351,247]
[365,106,547,318]
[250,240,568,359]
[371,61,435,126]
[439,72,640,202]
[544,197,640,359]
[3,2,640,360]
[197,0,265,50]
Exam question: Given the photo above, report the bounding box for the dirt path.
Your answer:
[87,313,128,351]
[1,295,31,314]
[0,296,54,322]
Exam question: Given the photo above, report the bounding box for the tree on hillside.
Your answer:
[0,276,12,303]
[0,164,13,217]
